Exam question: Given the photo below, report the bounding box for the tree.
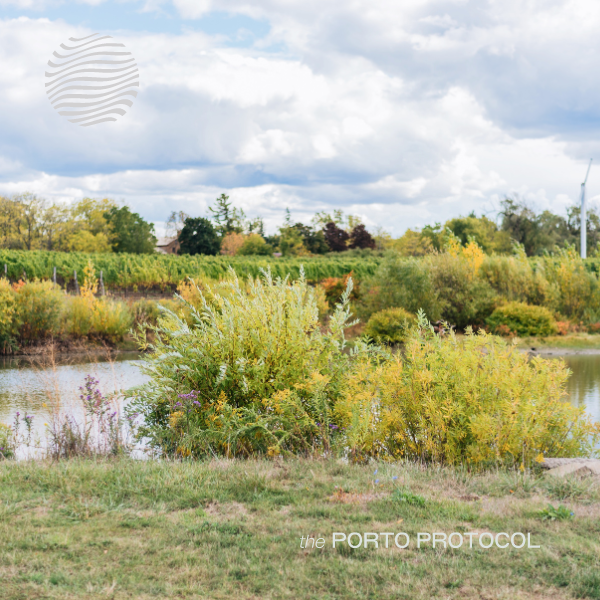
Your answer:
[323,222,349,252]
[220,232,246,256]
[500,198,540,256]
[178,217,220,256]
[290,223,329,254]
[165,210,190,238]
[238,233,273,256]
[105,206,157,254]
[67,230,112,253]
[566,205,600,254]
[445,214,512,254]
[393,229,434,256]
[279,227,309,256]
[209,194,245,237]
[312,209,361,230]
[349,224,375,250]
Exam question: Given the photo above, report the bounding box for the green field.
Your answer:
[1,458,600,599]
[0,250,382,288]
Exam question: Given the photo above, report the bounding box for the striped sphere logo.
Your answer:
[44,33,139,127]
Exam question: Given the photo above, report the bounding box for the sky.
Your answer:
[0,0,599,236]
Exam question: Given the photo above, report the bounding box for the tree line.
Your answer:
[1,192,598,257]
[172,194,376,256]
[391,197,600,257]
[0,194,156,254]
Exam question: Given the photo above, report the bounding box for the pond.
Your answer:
[0,352,149,455]
[0,351,599,455]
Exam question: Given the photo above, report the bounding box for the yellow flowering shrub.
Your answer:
[64,261,133,342]
[335,312,600,466]
[0,279,18,351]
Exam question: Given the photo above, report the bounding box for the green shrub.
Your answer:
[131,299,161,328]
[128,269,376,457]
[364,307,416,344]
[237,234,273,256]
[429,253,497,329]
[14,280,63,344]
[65,295,133,342]
[543,249,600,320]
[0,280,18,352]
[336,312,600,465]
[360,255,441,321]
[480,255,552,306]
[0,423,15,459]
[487,302,558,337]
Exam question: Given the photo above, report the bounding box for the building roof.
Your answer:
[156,237,178,247]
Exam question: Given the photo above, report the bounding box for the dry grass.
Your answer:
[1,458,600,599]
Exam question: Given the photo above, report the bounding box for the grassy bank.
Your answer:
[1,458,600,599]
[517,334,600,351]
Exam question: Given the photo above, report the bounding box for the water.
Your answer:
[560,354,600,423]
[0,351,599,454]
[0,352,150,454]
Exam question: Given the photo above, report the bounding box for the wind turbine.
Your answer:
[580,158,593,259]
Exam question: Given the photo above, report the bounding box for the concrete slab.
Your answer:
[544,463,595,478]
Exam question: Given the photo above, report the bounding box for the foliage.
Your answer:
[209,193,246,237]
[323,222,350,252]
[335,314,600,465]
[479,254,552,306]
[288,223,329,255]
[445,213,513,254]
[360,254,441,321]
[0,422,15,459]
[220,232,246,256]
[278,226,310,256]
[178,217,221,256]
[538,504,574,521]
[0,279,18,352]
[364,307,417,344]
[128,269,371,457]
[47,375,130,459]
[66,229,112,253]
[131,298,161,329]
[104,206,157,254]
[487,302,558,337]
[390,229,434,256]
[348,224,375,250]
[392,488,426,507]
[320,272,360,306]
[429,250,497,329]
[0,249,382,288]
[237,233,273,256]
[13,279,63,345]
[543,247,600,320]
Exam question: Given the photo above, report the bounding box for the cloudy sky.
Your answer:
[0,0,599,235]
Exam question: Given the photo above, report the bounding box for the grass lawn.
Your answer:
[516,334,600,351]
[1,458,600,599]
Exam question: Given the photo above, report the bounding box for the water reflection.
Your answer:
[0,352,149,447]
[561,355,600,423]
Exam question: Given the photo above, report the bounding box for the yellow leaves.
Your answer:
[176,445,191,457]
[267,445,281,457]
[169,410,184,430]
[333,329,599,466]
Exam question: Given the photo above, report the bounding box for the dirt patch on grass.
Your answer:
[205,501,248,519]
[328,487,389,504]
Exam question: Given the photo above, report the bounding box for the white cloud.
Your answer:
[0,1,598,235]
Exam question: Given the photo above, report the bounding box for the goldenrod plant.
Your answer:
[335,310,600,466]
[128,268,381,457]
